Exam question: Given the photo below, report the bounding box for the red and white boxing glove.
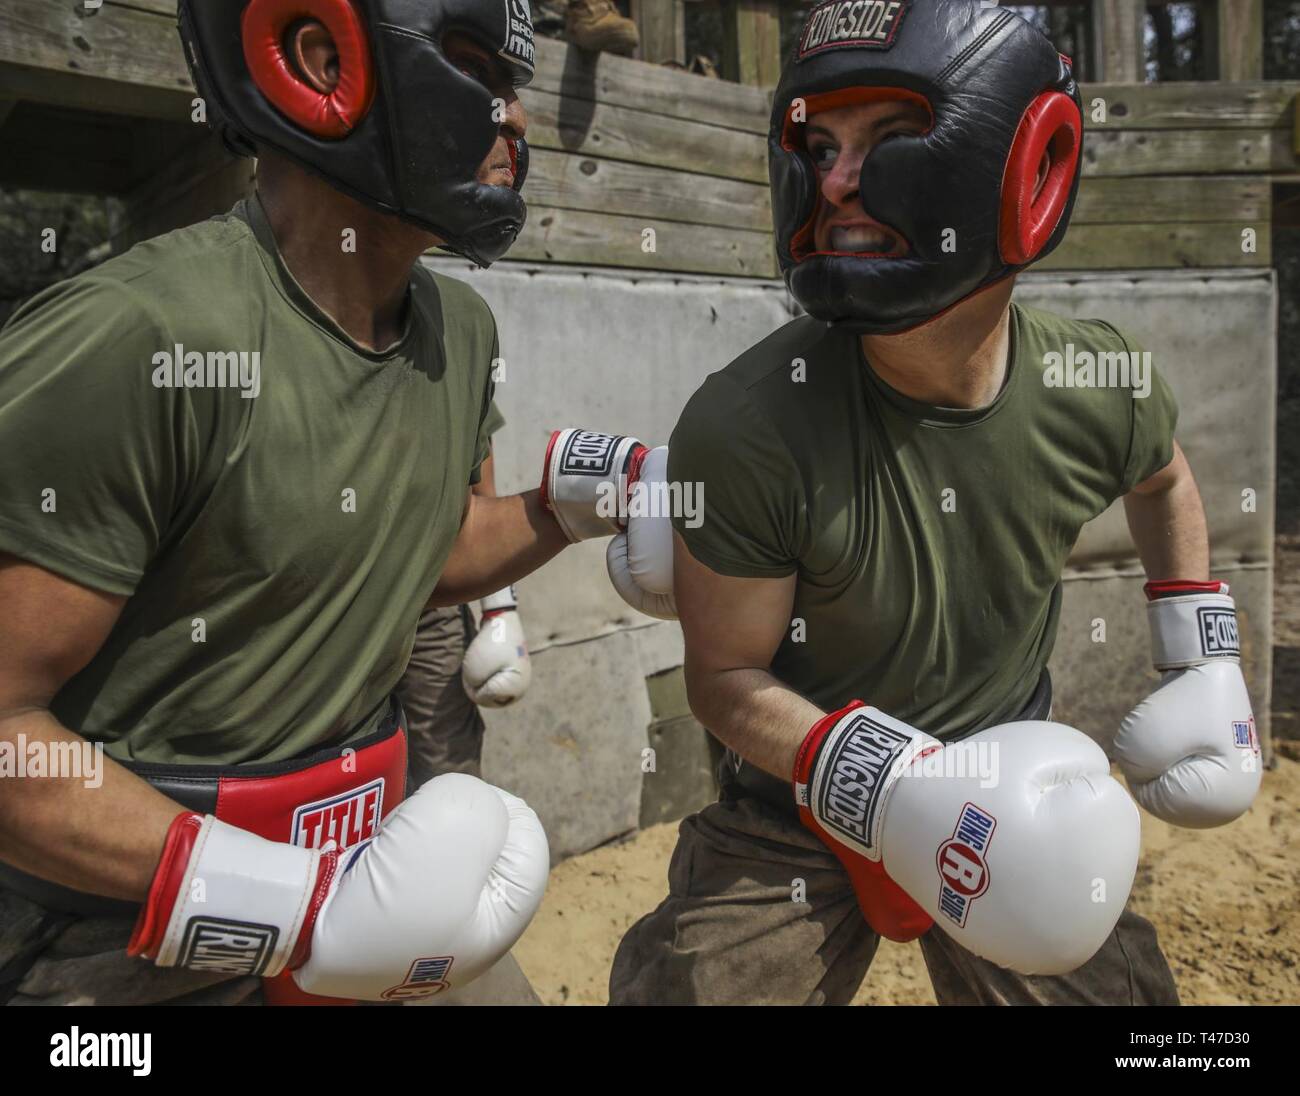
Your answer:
[541,429,677,619]
[795,703,1139,975]
[1113,580,1261,828]
[129,774,549,1001]
[463,586,531,707]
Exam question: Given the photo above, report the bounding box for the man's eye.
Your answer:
[809,144,838,170]
[458,59,490,83]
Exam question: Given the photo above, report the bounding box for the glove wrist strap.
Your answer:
[479,586,518,615]
[542,428,647,542]
[129,813,324,978]
[793,701,936,862]
[1145,581,1240,668]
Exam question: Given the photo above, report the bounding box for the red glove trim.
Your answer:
[127,812,204,959]
[538,430,562,513]
[1144,579,1228,600]
[794,702,934,943]
[287,848,340,971]
[625,443,649,490]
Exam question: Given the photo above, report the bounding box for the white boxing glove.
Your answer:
[129,774,549,1001]
[462,587,531,707]
[1114,580,1261,828]
[796,704,1139,975]
[607,446,677,620]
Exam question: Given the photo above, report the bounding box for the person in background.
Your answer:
[397,423,532,790]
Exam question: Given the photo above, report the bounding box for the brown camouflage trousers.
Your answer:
[609,784,1180,1006]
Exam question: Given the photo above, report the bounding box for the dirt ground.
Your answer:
[513,753,1300,1005]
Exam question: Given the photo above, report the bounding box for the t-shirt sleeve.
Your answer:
[469,324,501,487]
[0,277,194,595]
[668,372,806,578]
[1115,327,1179,492]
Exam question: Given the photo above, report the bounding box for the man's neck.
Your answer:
[859,284,1015,410]
[255,155,440,352]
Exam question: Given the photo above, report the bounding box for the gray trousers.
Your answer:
[396,604,487,786]
[609,782,1180,1006]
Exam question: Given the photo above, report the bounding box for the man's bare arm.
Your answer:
[0,555,181,899]
[676,532,821,781]
[1122,441,1210,581]
[428,488,569,607]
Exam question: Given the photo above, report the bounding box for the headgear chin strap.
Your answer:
[770,0,1083,334]
[178,0,536,267]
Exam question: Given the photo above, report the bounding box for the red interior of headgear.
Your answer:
[998,90,1081,265]
[241,0,377,139]
[781,87,933,263]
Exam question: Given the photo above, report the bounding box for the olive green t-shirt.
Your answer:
[0,197,499,764]
[669,303,1177,738]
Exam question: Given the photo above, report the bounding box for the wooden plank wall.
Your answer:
[0,0,1296,278]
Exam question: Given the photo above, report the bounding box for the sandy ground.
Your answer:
[514,754,1300,1005]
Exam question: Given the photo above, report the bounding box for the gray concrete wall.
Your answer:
[423,256,1276,862]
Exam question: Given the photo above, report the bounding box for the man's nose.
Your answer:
[821,146,864,209]
[501,93,528,142]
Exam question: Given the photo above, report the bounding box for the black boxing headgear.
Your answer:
[770,0,1083,333]
[177,0,536,267]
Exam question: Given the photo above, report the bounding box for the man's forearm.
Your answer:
[1123,473,1210,581]
[429,489,570,607]
[0,708,179,900]
[685,663,823,782]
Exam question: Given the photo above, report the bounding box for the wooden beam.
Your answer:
[1042,222,1272,271]
[1218,0,1263,82]
[632,0,686,67]
[1081,81,1297,129]
[1095,0,1143,83]
[723,0,783,88]
[1081,128,1293,177]
[1072,176,1272,225]
[513,205,776,277]
[523,147,771,231]
[523,86,767,184]
[0,0,193,120]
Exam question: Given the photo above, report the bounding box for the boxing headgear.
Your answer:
[177,1,536,267]
[770,0,1083,333]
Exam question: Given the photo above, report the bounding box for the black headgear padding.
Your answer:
[770,0,1083,333]
[178,0,536,267]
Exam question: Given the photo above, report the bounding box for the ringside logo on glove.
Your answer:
[1197,607,1240,658]
[801,709,924,856]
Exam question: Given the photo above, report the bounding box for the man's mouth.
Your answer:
[828,223,900,254]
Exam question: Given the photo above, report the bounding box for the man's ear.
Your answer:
[288,20,341,94]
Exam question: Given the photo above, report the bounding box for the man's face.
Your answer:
[442,31,529,190]
[806,98,930,256]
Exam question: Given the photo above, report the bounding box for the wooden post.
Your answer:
[1218,0,1263,81]
[1094,0,1144,83]
[632,0,686,66]
[723,0,783,87]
